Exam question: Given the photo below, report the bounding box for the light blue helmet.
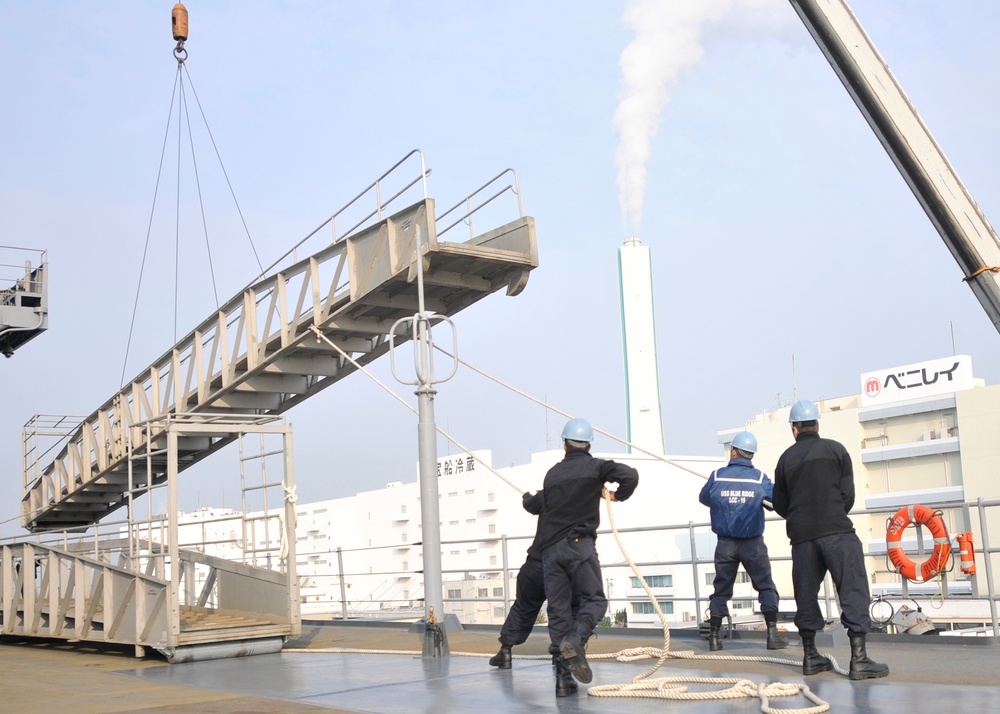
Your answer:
[561,417,594,443]
[789,399,820,423]
[731,431,757,454]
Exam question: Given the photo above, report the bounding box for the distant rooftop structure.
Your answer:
[0,246,48,358]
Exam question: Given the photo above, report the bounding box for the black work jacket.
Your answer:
[535,450,638,552]
[773,431,856,546]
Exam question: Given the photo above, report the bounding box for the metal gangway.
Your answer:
[7,155,538,658]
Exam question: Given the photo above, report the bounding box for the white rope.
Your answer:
[281,646,831,713]
[589,491,837,710]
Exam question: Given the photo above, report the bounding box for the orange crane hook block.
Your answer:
[172,3,188,42]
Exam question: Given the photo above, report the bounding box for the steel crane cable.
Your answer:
[119,35,264,388]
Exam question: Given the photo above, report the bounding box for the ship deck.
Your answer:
[2,621,997,713]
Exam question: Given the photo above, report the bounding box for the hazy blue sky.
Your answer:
[2,1,999,536]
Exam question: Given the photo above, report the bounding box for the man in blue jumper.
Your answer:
[699,430,787,651]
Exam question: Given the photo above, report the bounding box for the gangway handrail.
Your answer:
[436,168,523,240]
[246,149,429,286]
[22,165,537,532]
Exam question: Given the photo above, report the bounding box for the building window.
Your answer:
[631,601,674,615]
[488,523,496,534]
[478,588,489,598]
[736,571,751,584]
[401,533,407,542]
[401,505,406,514]
[466,518,476,524]
[732,598,754,609]
[493,587,504,597]
[447,589,462,599]
[705,572,715,585]
[494,607,506,618]
[490,555,497,566]
[448,492,458,497]
[467,548,477,554]
[632,575,672,588]
[488,492,495,502]
[450,550,460,555]
[402,561,408,571]
[465,490,475,495]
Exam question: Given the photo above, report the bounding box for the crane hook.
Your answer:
[172,3,189,63]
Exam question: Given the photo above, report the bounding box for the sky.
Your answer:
[2,1,999,537]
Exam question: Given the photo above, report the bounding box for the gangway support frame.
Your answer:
[3,416,300,660]
[22,197,537,532]
[790,0,1000,333]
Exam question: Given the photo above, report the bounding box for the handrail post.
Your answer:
[689,521,702,621]
[976,498,998,637]
[501,534,510,613]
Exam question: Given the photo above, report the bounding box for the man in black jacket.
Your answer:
[773,400,888,681]
[533,417,638,696]
[488,490,580,681]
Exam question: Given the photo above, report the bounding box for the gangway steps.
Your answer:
[23,198,537,532]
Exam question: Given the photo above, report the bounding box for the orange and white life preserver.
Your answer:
[886,504,951,582]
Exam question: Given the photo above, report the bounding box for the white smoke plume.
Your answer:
[614,0,793,231]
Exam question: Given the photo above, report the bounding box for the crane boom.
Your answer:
[789,0,1000,335]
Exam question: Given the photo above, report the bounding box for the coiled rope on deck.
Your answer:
[586,489,835,712]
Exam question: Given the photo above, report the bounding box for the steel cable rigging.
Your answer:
[120,6,263,388]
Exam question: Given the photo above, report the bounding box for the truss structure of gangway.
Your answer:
[22,197,537,532]
[8,166,537,658]
[6,415,301,661]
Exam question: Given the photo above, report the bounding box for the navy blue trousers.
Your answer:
[542,536,607,656]
[791,532,872,634]
[709,535,780,618]
[499,556,545,646]
[499,555,581,646]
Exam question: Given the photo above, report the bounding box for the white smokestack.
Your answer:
[618,237,664,454]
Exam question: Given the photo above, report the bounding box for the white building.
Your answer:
[720,354,1000,631]
[167,352,998,633]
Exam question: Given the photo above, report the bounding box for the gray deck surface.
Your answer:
[3,623,998,713]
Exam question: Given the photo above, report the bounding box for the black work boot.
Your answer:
[708,616,723,652]
[489,643,512,669]
[554,655,579,697]
[559,622,593,684]
[764,614,789,650]
[800,630,833,675]
[848,633,889,680]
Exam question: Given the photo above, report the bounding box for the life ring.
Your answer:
[886,504,951,582]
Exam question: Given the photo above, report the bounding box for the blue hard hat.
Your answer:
[731,431,757,454]
[789,400,820,423]
[561,417,594,443]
